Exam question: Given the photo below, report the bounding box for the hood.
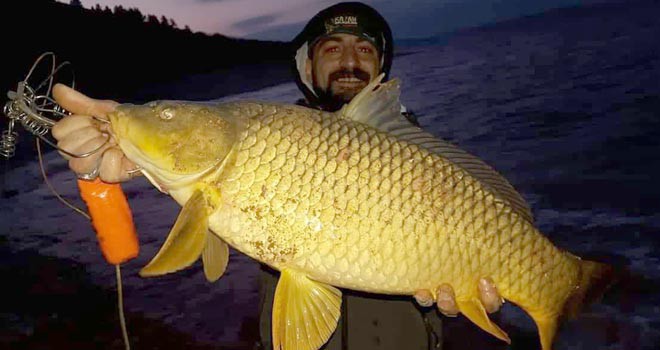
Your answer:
[291,2,394,110]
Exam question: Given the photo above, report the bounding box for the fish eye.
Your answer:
[160,108,175,120]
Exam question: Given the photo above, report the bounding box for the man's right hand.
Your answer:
[51,84,137,183]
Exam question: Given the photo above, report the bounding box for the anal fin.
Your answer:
[272,269,342,350]
[202,231,229,282]
[457,298,511,344]
[528,310,558,350]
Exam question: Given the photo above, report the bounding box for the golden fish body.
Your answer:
[207,102,577,300]
[109,76,610,350]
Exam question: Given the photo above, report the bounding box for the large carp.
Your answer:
[107,75,611,350]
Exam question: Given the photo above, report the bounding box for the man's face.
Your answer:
[306,33,381,105]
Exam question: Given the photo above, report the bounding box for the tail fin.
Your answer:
[563,259,615,319]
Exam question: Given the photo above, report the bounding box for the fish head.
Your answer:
[108,101,239,190]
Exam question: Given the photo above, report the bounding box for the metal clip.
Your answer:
[1,52,108,159]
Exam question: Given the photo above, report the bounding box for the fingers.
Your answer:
[53,84,118,118]
[52,115,96,141]
[413,278,503,317]
[413,289,435,307]
[99,147,123,183]
[51,85,133,182]
[478,277,503,314]
[413,285,460,316]
[436,284,459,317]
[99,147,139,183]
[56,125,104,159]
[67,136,111,175]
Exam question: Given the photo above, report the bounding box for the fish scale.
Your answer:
[111,77,611,349]
[208,105,581,311]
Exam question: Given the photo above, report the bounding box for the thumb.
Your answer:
[53,83,118,118]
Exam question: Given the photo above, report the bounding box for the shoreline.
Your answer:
[128,61,292,103]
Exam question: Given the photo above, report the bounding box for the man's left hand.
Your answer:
[413,277,503,316]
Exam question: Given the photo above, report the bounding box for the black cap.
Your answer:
[291,2,394,110]
[307,4,387,56]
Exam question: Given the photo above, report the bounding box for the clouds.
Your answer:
[232,14,278,31]
[77,0,614,41]
[209,0,337,39]
[187,0,334,38]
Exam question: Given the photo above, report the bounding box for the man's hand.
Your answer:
[52,84,137,183]
[414,277,503,316]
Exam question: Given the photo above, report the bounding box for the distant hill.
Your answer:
[1,0,292,103]
[396,0,658,47]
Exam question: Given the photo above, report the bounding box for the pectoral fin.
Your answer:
[272,269,342,350]
[140,190,208,277]
[202,231,229,282]
[457,298,511,343]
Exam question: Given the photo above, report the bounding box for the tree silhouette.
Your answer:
[2,0,290,103]
[146,14,160,26]
[125,7,145,23]
[160,15,170,28]
[113,5,125,14]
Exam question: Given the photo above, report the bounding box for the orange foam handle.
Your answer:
[77,178,139,265]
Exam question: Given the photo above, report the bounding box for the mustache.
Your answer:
[328,69,371,83]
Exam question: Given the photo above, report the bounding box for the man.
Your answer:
[259,3,500,349]
[51,2,503,349]
[290,2,418,126]
[263,3,433,349]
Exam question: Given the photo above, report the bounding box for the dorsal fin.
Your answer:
[339,74,534,223]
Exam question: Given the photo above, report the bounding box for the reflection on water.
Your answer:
[2,1,660,349]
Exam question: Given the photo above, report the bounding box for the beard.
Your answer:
[312,68,372,112]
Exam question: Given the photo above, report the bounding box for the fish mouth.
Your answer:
[115,137,219,192]
[106,105,237,192]
[107,110,128,145]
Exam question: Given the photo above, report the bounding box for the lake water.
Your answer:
[2,1,659,349]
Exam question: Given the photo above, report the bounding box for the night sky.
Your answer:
[61,0,618,41]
